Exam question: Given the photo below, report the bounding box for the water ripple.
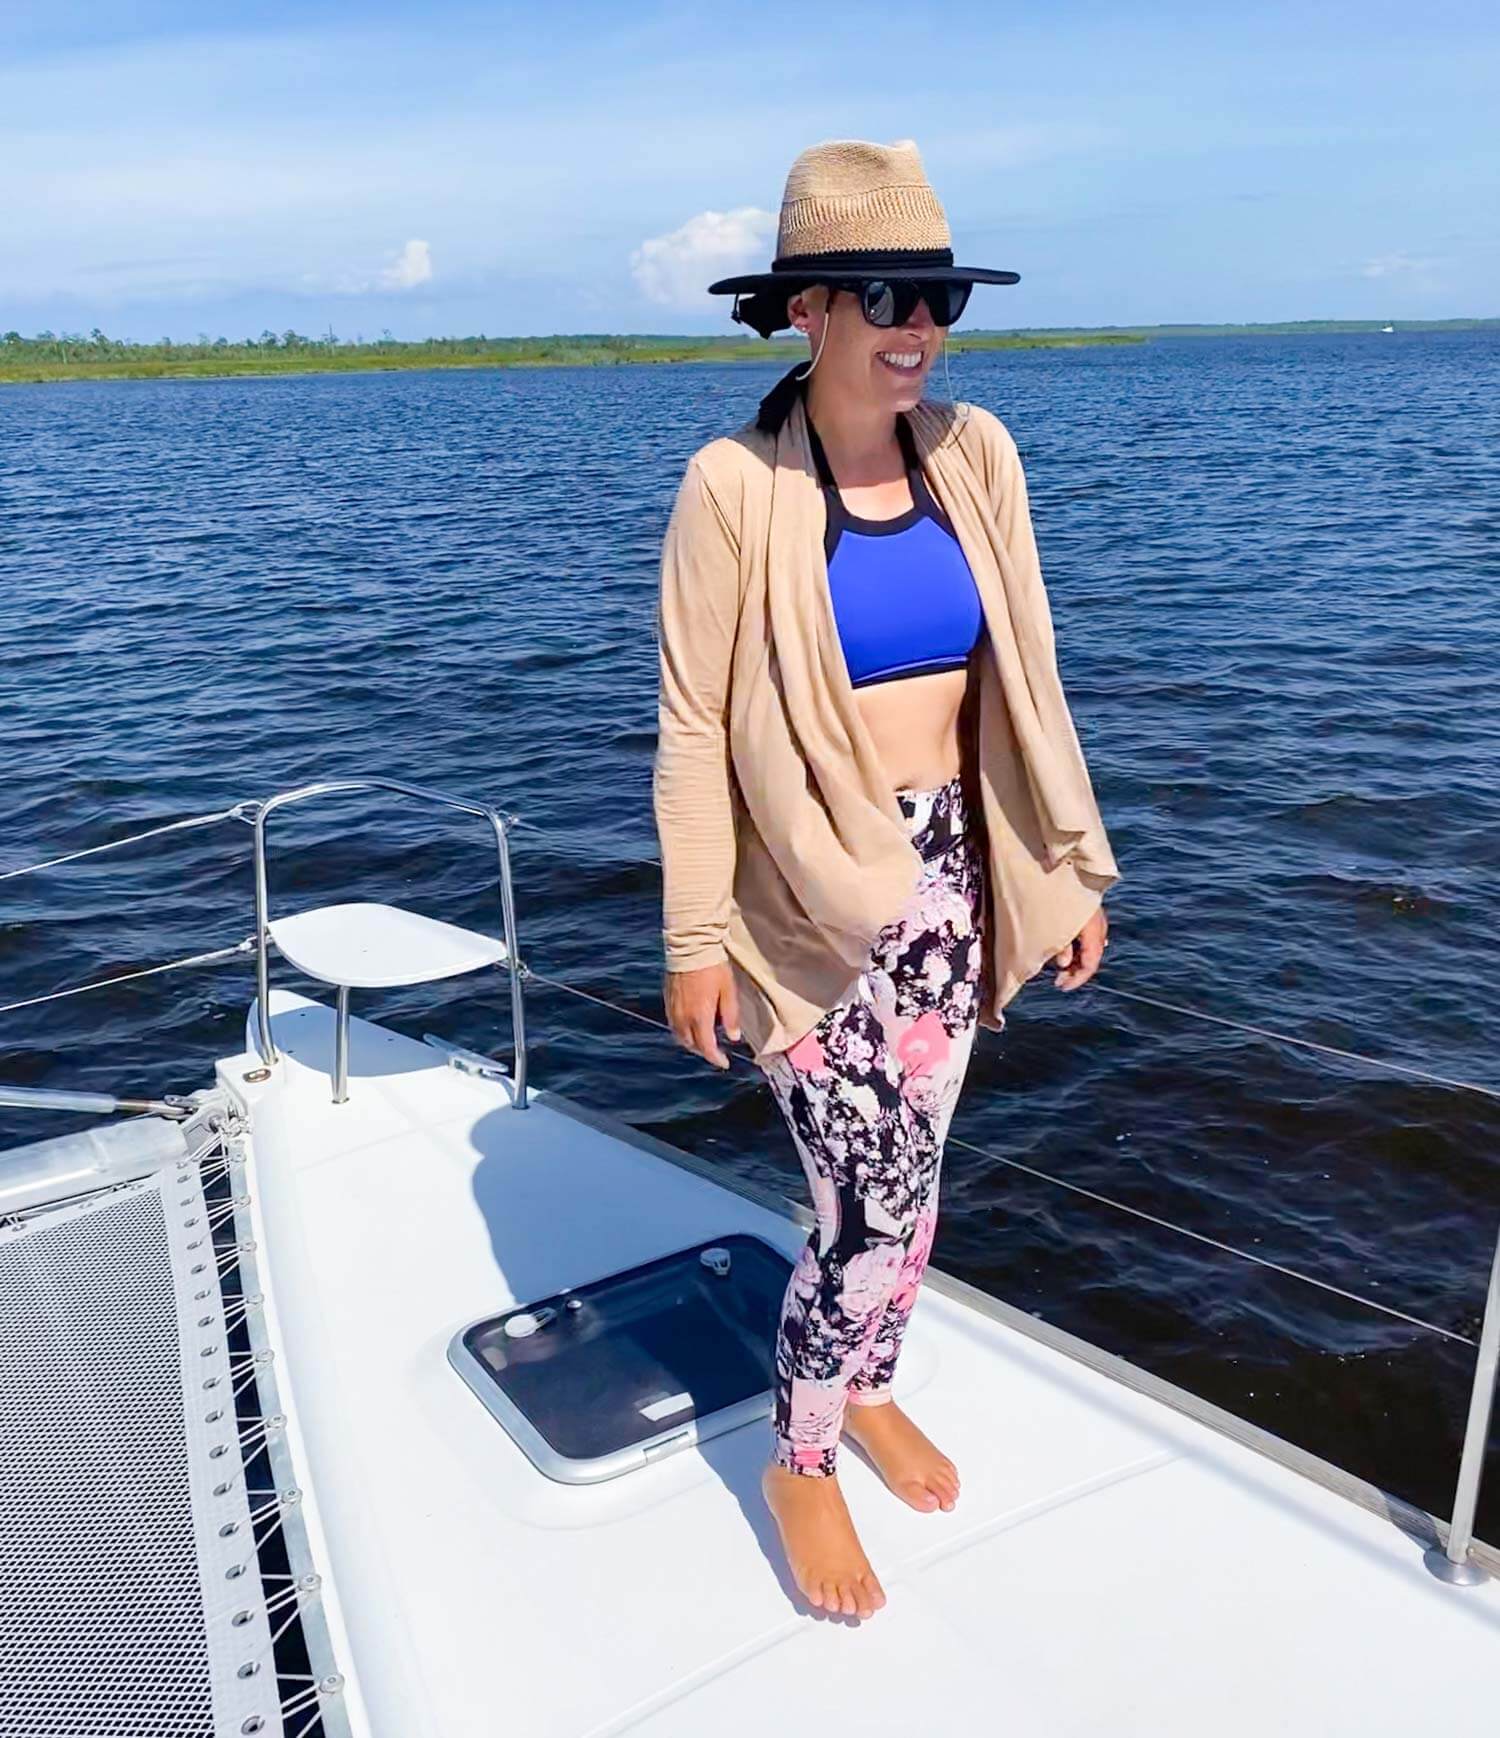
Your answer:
[3,331,1498,1532]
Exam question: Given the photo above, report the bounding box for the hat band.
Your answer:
[769,246,956,274]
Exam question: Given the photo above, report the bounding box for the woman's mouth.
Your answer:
[876,350,925,376]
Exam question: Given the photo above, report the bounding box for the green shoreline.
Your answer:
[2,317,1494,385]
[0,331,1134,385]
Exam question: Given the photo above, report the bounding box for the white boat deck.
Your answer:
[228,990,1500,1738]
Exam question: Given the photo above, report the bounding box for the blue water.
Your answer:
[4,332,1498,1535]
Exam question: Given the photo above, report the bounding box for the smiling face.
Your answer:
[787,283,942,415]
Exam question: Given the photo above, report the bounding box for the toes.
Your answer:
[836,1579,859,1617]
[929,1458,959,1495]
[861,1572,887,1615]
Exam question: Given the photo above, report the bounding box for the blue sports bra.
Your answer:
[807,415,985,690]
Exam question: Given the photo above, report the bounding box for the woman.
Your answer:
[652,139,1121,1622]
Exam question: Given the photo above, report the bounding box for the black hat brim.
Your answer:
[707,263,1019,295]
[710,263,1020,339]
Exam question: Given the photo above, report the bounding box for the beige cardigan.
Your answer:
[652,371,1122,1064]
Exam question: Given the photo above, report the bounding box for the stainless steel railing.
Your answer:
[1433,1226,1500,1583]
[249,778,528,1109]
[0,781,529,1109]
[0,790,1494,1580]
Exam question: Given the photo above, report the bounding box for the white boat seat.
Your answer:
[268,902,507,989]
[266,903,508,1104]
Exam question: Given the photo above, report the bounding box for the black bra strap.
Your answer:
[895,413,920,475]
[804,415,836,490]
[805,413,921,494]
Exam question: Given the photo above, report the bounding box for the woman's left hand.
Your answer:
[1051,906,1109,992]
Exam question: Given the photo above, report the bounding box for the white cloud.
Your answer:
[1360,251,1441,280]
[380,239,433,289]
[309,240,436,297]
[630,207,776,310]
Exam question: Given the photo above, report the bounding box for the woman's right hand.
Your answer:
[663,962,741,1070]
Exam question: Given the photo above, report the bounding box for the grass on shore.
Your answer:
[0,329,1139,385]
[5,316,1493,384]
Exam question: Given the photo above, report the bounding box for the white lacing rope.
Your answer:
[188,1130,342,1733]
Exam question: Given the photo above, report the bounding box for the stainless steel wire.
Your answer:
[521,965,677,1037]
[939,1128,1476,1346]
[2,802,1489,1349]
[0,939,257,1016]
[520,962,1479,1348]
[1088,981,1500,1103]
[506,812,1499,1104]
[0,803,258,880]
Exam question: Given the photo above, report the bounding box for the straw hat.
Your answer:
[708,138,1019,338]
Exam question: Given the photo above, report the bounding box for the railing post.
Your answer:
[1426,1217,1500,1585]
[489,811,528,1111]
[252,805,279,1067]
[332,986,351,1105]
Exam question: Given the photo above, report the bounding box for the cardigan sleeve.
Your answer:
[979,409,1059,665]
[964,402,1122,892]
[651,453,742,973]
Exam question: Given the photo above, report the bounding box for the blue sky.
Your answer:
[6,0,1496,340]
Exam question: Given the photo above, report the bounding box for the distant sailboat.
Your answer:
[1381,324,1395,333]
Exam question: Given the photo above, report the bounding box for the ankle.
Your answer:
[845,1396,900,1423]
[766,1458,839,1488]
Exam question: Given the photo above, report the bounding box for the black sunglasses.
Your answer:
[833,277,973,329]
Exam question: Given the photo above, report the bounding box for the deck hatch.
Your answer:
[448,1233,794,1483]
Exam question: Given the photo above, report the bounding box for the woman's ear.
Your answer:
[786,284,828,337]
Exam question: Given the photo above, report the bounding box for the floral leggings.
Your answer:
[756,772,987,1476]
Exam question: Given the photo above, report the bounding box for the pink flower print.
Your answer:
[787,1377,846,1454]
[786,1026,828,1075]
[837,1241,904,1321]
[890,1208,937,1313]
[895,1010,951,1082]
[916,882,951,933]
[806,1169,840,1254]
[790,1240,821,1306]
[922,946,954,996]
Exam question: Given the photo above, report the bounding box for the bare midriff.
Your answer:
[858,662,972,793]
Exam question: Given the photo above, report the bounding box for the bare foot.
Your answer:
[841,1400,960,1513]
[761,1463,888,1619]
